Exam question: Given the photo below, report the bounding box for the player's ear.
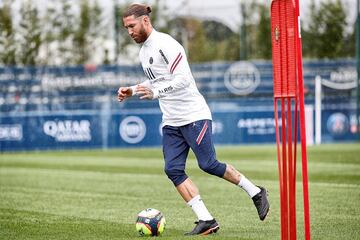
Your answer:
[143,15,150,25]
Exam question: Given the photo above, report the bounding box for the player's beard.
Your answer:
[134,25,148,43]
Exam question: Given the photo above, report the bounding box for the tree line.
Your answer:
[0,0,355,66]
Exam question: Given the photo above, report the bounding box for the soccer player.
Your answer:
[117,3,270,236]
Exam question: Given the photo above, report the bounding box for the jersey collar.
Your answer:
[143,28,157,47]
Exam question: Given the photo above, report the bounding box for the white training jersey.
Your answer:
[134,29,212,127]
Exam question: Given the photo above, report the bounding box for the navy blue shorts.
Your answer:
[162,119,227,186]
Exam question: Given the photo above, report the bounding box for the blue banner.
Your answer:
[1,107,357,151]
[0,59,357,151]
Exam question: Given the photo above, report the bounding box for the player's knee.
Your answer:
[198,159,226,177]
[198,161,215,174]
[164,167,188,186]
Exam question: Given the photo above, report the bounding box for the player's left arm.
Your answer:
[153,41,192,98]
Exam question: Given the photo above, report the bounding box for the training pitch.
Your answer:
[1,143,359,239]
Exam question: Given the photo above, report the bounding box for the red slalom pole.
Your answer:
[271,0,310,239]
[294,0,311,239]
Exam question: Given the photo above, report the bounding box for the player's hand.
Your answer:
[117,87,133,102]
[136,85,154,100]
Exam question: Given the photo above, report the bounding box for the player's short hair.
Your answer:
[123,4,152,18]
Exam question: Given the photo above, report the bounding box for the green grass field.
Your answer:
[1,143,360,239]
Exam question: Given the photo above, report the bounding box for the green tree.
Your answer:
[0,1,16,65]
[73,0,91,64]
[303,0,347,59]
[72,0,105,64]
[167,17,240,63]
[223,34,240,60]
[203,20,240,61]
[341,23,356,58]
[149,0,170,33]
[17,0,42,66]
[239,0,258,60]
[42,0,75,65]
[89,0,107,64]
[254,3,271,59]
[187,19,210,62]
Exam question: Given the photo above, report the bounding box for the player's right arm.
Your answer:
[117,86,134,102]
[117,80,152,102]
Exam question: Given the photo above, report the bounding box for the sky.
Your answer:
[3,0,358,31]
[2,0,358,64]
[110,0,358,31]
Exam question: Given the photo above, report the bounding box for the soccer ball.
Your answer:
[135,208,166,236]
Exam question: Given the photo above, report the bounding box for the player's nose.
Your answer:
[128,28,133,36]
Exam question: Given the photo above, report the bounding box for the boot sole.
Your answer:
[201,225,220,235]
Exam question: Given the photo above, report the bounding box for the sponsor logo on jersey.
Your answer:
[158,86,174,95]
[149,57,153,64]
[159,49,169,64]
